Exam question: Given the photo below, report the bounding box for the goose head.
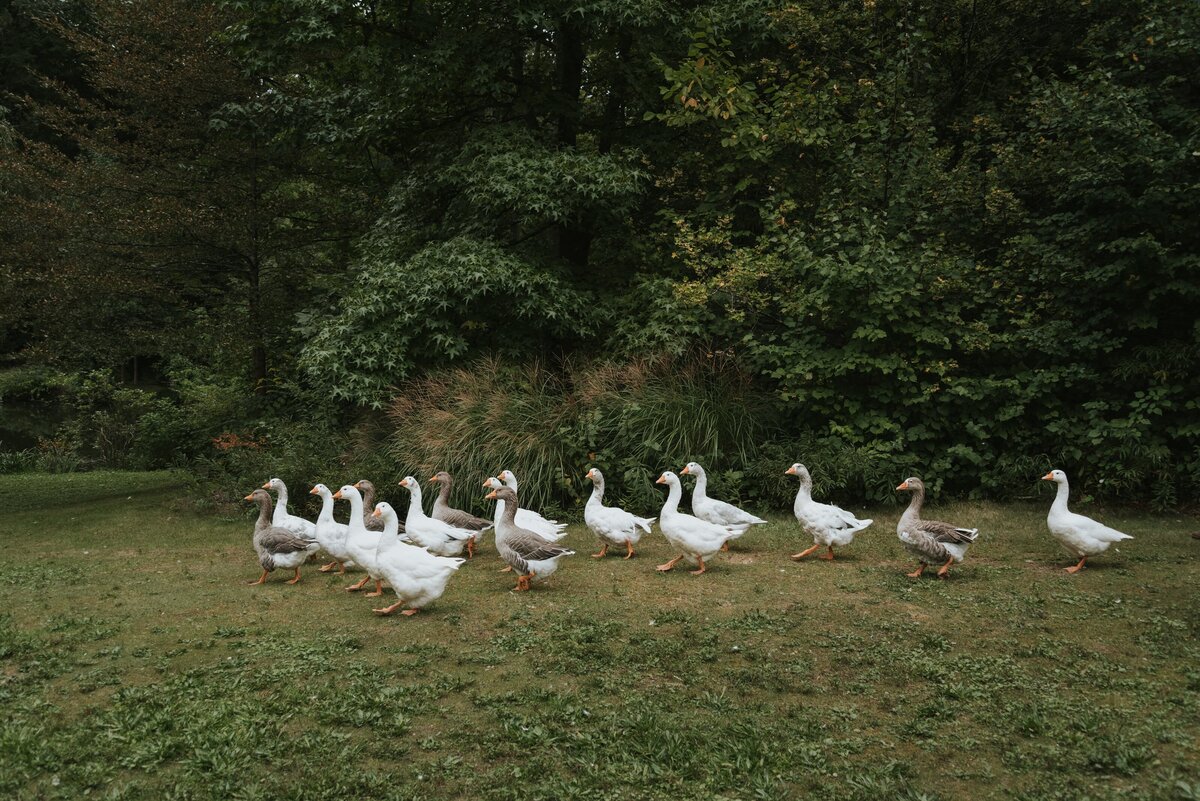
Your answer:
[679,462,704,477]
[430,470,452,485]
[372,501,398,523]
[244,488,271,503]
[1042,469,1067,483]
[784,463,810,479]
[482,476,504,490]
[309,483,332,498]
[655,471,680,488]
[497,469,517,487]
[585,467,603,484]
[486,486,518,504]
[398,476,422,498]
[332,484,359,501]
[895,477,924,492]
[262,477,285,492]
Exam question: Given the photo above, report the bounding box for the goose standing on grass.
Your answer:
[398,477,473,557]
[334,485,385,596]
[485,486,575,591]
[355,479,392,533]
[309,483,355,574]
[367,502,463,616]
[482,476,567,541]
[245,489,320,585]
[583,468,654,558]
[430,471,492,558]
[681,462,766,549]
[497,470,568,538]
[895,477,979,578]
[654,471,740,575]
[262,478,317,540]
[1042,470,1132,573]
[786,463,872,561]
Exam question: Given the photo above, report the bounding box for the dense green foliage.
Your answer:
[1,0,1198,507]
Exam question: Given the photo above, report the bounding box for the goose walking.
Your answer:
[786,463,872,560]
[398,477,473,558]
[655,471,740,575]
[1042,470,1132,573]
[583,468,654,558]
[261,478,317,540]
[367,502,464,616]
[681,462,766,549]
[355,479,392,533]
[309,483,354,574]
[244,489,320,585]
[430,471,492,558]
[486,486,575,591]
[895,477,979,578]
[496,470,568,538]
[335,484,385,596]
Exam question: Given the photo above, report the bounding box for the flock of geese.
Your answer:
[243,464,1133,616]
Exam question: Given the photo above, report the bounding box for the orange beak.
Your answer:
[261,482,270,489]
[353,480,365,489]
[372,507,382,517]
[308,486,319,495]
[482,478,492,487]
[679,465,691,475]
[655,475,667,485]
[485,490,497,500]
[896,480,910,491]
[399,478,409,487]
[585,469,594,479]
[1041,472,1054,481]
[332,490,343,500]
[784,466,796,476]
[429,475,439,483]
[243,493,255,501]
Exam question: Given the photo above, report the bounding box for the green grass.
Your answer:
[1,470,1198,800]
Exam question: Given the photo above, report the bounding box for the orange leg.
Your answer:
[514,574,532,592]
[499,565,513,573]
[819,546,835,561]
[624,541,635,559]
[248,569,269,586]
[336,562,347,575]
[936,557,955,578]
[656,555,683,573]
[791,544,821,561]
[907,563,925,578]
[720,542,730,551]
[591,544,608,559]
[346,575,370,592]
[318,561,339,573]
[467,538,476,559]
[285,566,302,585]
[689,556,707,576]
[400,608,420,617]
[1064,556,1087,574]
[365,579,384,597]
[373,600,405,615]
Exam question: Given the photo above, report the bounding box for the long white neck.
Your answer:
[662,479,682,515]
[1051,478,1070,514]
[344,489,365,532]
[503,474,519,493]
[795,472,813,503]
[405,485,425,524]
[273,484,289,519]
[376,512,401,554]
[587,478,605,507]
[317,491,335,524]
[691,470,708,502]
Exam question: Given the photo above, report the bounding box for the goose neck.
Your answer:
[662,480,682,514]
[317,492,335,524]
[690,470,708,500]
[273,485,289,518]
[254,496,273,528]
[899,484,924,527]
[587,478,605,507]
[1051,479,1070,513]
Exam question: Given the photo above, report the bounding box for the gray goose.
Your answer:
[485,486,575,591]
[430,470,492,558]
[894,477,979,578]
[244,489,320,585]
[354,480,395,533]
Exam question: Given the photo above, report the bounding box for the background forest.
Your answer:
[1,0,1198,515]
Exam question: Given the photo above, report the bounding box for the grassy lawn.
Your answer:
[1,471,1197,801]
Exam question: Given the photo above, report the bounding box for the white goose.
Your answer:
[583,468,654,558]
[308,483,355,574]
[482,476,567,541]
[681,462,766,548]
[786,463,872,560]
[333,484,385,596]
[654,471,740,575]
[1042,470,1132,573]
[367,502,463,616]
[262,477,317,540]
[397,477,473,558]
